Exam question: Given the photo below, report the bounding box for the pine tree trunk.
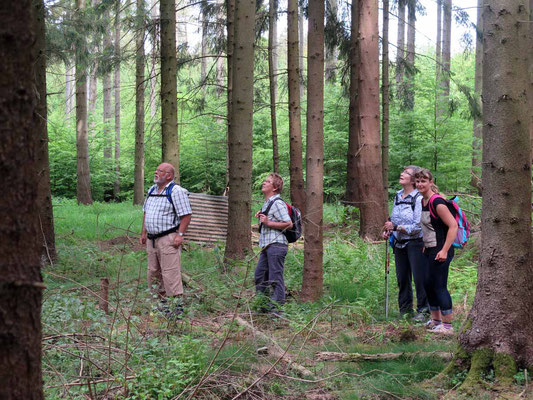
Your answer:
[113,1,121,198]
[404,0,415,110]
[440,0,451,99]
[0,4,43,397]
[103,16,113,160]
[268,0,279,173]
[134,0,146,205]
[381,0,389,198]
[301,0,325,302]
[287,0,305,214]
[345,0,359,204]
[223,0,255,262]
[459,0,533,373]
[434,0,442,127]
[324,0,338,81]
[200,0,208,85]
[65,61,75,118]
[150,0,159,118]
[395,0,405,101]
[298,10,305,99]
[76,0,93,205]
[88,0,99,130]
[471,0,482,193]
[33,0,56,262]
[160,0,179,178]
[356,0,387,239]
[225,0,235,186]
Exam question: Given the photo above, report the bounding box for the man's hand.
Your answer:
[173,233,184,248]
[258,213,269,227]
[140,231,147,245]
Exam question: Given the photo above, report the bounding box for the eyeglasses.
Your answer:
[401,170,413,176]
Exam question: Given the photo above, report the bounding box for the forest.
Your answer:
[1,0,532,399]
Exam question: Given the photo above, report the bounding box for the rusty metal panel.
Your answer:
[185,193,228,244]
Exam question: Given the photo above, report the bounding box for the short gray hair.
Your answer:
[403,165,421,187]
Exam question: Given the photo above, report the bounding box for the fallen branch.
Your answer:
[235,316,314,378]
[46,375,135,389]
[316,351,453,362]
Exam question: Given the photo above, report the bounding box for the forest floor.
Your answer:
[42,199,530,400]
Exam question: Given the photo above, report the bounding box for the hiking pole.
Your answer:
[384,238,390,319]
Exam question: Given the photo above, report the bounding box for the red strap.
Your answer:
[428,194,444,219]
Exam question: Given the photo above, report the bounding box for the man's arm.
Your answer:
[140,213,147,245]
[172,213,192,247]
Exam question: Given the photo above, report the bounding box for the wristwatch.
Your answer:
[177,232,184,236]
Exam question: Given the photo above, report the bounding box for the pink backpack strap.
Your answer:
[428,194,445,219]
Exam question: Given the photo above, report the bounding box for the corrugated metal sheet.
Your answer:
[185,193,228,244]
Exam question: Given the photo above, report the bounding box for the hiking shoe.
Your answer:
[428,324,454,335]
[412,312,428,323]
[425,319,441,329]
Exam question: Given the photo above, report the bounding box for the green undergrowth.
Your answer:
[43,200,484,399]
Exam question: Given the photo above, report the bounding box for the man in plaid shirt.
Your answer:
[255,173,293,312]
[140,163,192,316]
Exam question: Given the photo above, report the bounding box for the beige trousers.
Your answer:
[147,232,183,297]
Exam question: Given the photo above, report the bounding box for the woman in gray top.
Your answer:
[383,166,429,320]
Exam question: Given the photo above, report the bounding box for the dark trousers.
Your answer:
[394,239,429,314]
[254,243,288,305]
[424,247,454,315]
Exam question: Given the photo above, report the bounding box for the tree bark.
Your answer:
[298,9,305,99]
[33,0,56,262]
[0,0,44,397]
[268,0,279,173]
[395,0,405,101]
[225,0,235,186]
[287,0,305,214]
[345,0,360,204]
[150,0,159,118]
[324,0,338,81]
[200,0,208,86]
[113,0,121,198]
[65,61,75,118]
[301,0,325,302]
[404,0,416,110]
[356,0,387,240]
[134,0,146,205]
[471,0,482,193]
[223,0,255,262]
[76,0,93,205]
[160,0,179,179]
[459,0,533,374]
[103,13,113,160]
[440,0,452,100]
[381,0,389,200]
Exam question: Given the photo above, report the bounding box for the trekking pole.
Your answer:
[384,238,390,319]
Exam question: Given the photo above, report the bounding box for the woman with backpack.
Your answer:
[383,166,429,321]
[414,169,458,335]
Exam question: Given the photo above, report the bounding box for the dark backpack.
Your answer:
[259,198,302,243]
[394,191,420,212]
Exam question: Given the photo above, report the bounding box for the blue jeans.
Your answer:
[424,247,454,315]
[254,243,288,306]
[394,239,429,314]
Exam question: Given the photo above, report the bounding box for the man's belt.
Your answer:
[147,225,180,240]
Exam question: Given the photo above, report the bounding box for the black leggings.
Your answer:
[424,247,454,315]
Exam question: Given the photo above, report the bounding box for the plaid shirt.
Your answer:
[143,182,192,235]
[258,194,291,248]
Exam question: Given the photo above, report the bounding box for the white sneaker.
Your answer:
[429,324,454,335]
[425,319,440,329]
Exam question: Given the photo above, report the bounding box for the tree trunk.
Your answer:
[324,0,338,81]
[0,1,44,398]
[381,0,389,200]
[225,0,235,186]
[356,0,387,240]
[65,61,75,118]
[103,15,113,160]
[200,0,208,86]
[133,0,146,205]
[298,9,305,99]
[287,0,305,214]
[440,0,452,100]
[150,0,159,118]
[301,0,325,302]
[160,0,179,178]
[395,0,405,101]
[458,0,533,382]
[404,0,416,110]
[345,0,360,204]
[471,0,482,193]
[223,0,255,262]
[268,0,279,173]
[76,0,93,205]
[33,0,56,262]
[113,0,121,198]
[88,0,98,132]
